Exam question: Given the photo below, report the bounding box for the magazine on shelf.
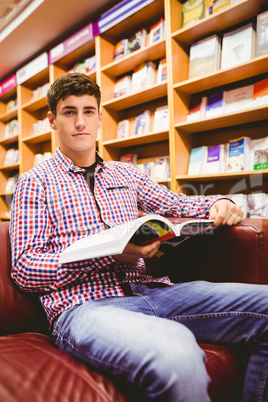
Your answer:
[114,75,132,98]
[117,120,130,139]
[181,0,206,28]
[226,136,252,172]
[252,78,268,107]
[59,214,215,263]
[200,144,226,174]
[154,105,169,131]
[149,18,165,45]
[205,91,224,117]
[247,193,268,219]
[127,29,147,54]
[223,84,254,114]
[187,146,206,175]
[134,110,151,135]
[114,39,128,60]
[252,137,268,170]
[131,61,156,93]
[157,58,167,83]
[187,96,207,121]
[221,23,256,70]
[256,10,268,57]
[188,34,221,79]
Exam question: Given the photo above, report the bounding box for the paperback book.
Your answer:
[157,58,167,83]
[117,120,130,139]
[114,75,132,98]
[188,35,221,79]
[223,84,253,114]
[221,23,256,70]
[252,136,268,170]
[134,110,151,135]
[205,91,224,117]
[200,144,226,174]
[59,214,215,263]
[154,105,169,131]
[181,0,206,28]
[187,146,206,175]
[256,10,268,57]
[127,29,147,55]
[149,18,165,45]
[187,96,207,121]
[114,39,128,60]
[131,61,156,93]
[226,136,252,172]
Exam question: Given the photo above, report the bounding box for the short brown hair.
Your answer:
[47,73,101,116]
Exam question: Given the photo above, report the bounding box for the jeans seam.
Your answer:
[169,311,268,321]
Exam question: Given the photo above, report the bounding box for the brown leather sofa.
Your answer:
[1,218,268,402]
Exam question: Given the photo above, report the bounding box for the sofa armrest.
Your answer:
[148,218,268,285]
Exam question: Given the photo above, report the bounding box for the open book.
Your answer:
[59,215,214,264]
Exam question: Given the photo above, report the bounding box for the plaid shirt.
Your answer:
[10,148,217,326]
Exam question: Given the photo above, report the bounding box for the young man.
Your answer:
[10,73,268,402]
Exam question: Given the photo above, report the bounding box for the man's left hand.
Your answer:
[209,199,244,227]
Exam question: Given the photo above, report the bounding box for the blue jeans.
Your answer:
[52,281,268,402]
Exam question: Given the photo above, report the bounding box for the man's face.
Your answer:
[48,94,102,166]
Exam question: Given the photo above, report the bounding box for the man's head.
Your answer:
[47,72,101,116]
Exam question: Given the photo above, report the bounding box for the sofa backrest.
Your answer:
[0,222,47,335]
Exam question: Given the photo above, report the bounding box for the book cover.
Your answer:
[226,136,252,172]
[149,18,165,45]
[119,153,138,166]
[187,146,206,175]
[134,110,151,135]
[221,23,256,70]
[131,61,156,93]
[181,0,206,29]
[205,91,224,117]
[114,75,132,98]
[187,96,207,121]
[127,29,147,54]
[201,144,226,174]
[189,35,221,79]
[59,214,215,263]
[252,137,268,170]
[224,84,253,114]
[154,105,169,131]
[117,120,130,139]
[252,78,268,107]
[157,58,167,83]
[114,39,128,60]
[154,156,170,181]
[212,0,230,14]
[256,10,268,57]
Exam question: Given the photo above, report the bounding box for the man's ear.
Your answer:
[48,111,57,130]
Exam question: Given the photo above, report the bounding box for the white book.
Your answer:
[201,144,226,174]
[187,96,207,121]
[131,61,156,93]
[226,136,252,172]
[149,18,165,45]
[223,84,253,114]
[154,106,169,131]
[157,58,167,83]
[114,75,132,98]
[154,156,170,181]
[221,23,255,70]
[252,136,268,170]
[189,35,221,79]
[117,120,130,139]
[59,214,214,263]
[188,146,207,175]
[247,193,268,219]
[205,92,224,118]
[134,111,151,135]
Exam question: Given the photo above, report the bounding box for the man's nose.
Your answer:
[75,113,86,128]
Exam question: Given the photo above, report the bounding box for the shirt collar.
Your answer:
[54,147,104,173]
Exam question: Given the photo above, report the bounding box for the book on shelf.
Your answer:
[226,136,252,173]
[223,84,253,114]
[4,148,20,166]
[144,161,155,179]
[114,39,128,60]
[230,0,243,4]
[221,23,256,70]
[131,61,156,93]
[252,77,268,107]
[120,153,138,166]
[188,34,221,79]
[134,110,151,135]
[154,156,170,181]
[187,96,207,121]
[181,0,206,29]
[247,193,268,219]
[205,91,224,118]
[149,18,165,45]
[157,58,167,83]
[187,146,206,175]
[59,214,215,263]
[5,174,19,194]
[256,10,268,57]
[114,75,132,98]
[252,136,268,170]
[117,120,130,139]
[212,0,230,14]
[127,29,147,55]
[200,144,226,175]
[154,105,169,131]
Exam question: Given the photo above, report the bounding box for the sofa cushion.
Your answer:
[0,332,129,402]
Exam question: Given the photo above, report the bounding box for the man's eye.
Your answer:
[65,110,75,115]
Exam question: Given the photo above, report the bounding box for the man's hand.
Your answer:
[113,240,160,263]
[209,199,244,227]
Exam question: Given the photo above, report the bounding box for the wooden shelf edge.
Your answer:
[22,131,52,143]
[177,170,268,182]
[103,130,169,148]
[175,105,268,133]
[0,135,19,145]
[0,109,18,123]
[173,56,268,95]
